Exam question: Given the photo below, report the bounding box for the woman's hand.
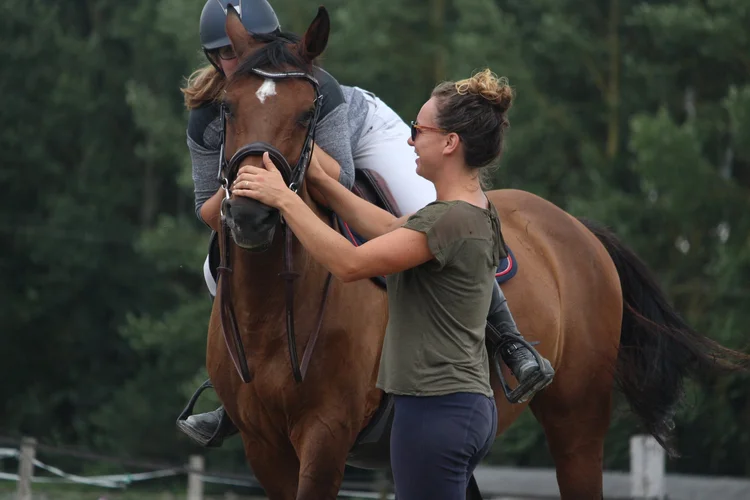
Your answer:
[231,152,294,209]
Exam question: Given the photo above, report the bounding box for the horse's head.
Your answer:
[219,5,330,251]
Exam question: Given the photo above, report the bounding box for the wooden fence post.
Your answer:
[630,434,666,499]
[187,454,205,500]
[16,437,37,500]
[376,469,390,500]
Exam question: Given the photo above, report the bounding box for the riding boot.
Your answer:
[176,379,239,448]
[486,281,555,403]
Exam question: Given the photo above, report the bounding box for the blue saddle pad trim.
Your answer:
[336,215,518,288]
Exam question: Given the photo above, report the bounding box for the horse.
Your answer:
[205,6,750,499]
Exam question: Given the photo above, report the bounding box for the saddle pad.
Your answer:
[336,216,519,287]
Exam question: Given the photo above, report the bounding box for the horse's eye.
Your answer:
[297,108,315,126]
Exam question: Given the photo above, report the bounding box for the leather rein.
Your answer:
[216,67,332,384]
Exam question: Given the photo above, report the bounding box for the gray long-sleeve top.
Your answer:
[187,67,368,222]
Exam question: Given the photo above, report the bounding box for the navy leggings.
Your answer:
[390,392,498,500]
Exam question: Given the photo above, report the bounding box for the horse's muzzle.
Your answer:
[222,196,280,252]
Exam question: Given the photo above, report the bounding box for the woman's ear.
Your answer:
[443,132,461,156]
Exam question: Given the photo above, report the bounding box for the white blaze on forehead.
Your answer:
[255,79,277,104]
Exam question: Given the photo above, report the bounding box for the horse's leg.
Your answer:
[529,365,614,499]
[242,434,300,500]
[290,415,355,500]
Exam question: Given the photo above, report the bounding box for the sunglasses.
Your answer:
[208,45,237,61]
[410,121,447,142]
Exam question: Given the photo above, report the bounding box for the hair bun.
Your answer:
[455,69,513,113]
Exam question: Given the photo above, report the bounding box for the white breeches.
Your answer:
[352,88,436,216]
[204,255,217,298]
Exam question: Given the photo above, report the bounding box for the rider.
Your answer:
[178,0,553,447]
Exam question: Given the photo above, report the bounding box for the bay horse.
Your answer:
[206,6,749,499]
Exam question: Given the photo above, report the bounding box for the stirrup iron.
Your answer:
[176,380,232,448]
[492,337,553,404]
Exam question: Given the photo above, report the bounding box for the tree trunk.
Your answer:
[431,0,447,83]
[606,0,621,160]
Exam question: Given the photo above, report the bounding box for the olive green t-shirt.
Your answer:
[376,200,506,398]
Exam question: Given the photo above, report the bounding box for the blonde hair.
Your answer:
[454,69,513,112]
[180,64,226,110]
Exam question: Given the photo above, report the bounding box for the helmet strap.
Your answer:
[203,48,226,76]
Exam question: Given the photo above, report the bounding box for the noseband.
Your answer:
[216,67,332,384]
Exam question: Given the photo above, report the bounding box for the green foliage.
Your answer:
[2,0,750,481]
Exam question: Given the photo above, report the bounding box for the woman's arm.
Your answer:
[308,147,408,239]
[187,107,223,231]
[199,188,224,233]
[280,195,432,282]
[232,153,433,281]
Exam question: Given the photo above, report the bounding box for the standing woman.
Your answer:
[233,69,554,499]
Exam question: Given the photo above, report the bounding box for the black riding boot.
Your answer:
[177,405,239,448]
[486,281,554,403]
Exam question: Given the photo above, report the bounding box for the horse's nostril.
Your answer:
[222,197,280,251]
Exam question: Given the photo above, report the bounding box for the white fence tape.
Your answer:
[1,447,193,489]
[0,446,388,498]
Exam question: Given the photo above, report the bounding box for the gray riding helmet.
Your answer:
[200,0,281,51]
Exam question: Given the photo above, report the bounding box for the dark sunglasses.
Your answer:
[410,121,447,141]
[207,45,237,61]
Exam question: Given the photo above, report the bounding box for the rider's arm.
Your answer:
[187,104,223,232]
[199,189,223,233]
[309,148,408,240]
[312,69,355,190]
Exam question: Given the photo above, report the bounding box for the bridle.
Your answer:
[216,67,332,384]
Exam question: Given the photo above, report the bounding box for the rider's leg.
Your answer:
[202,254,217,298]
[176,238,239,448]
[487,280,555,403]
[352,89,436,216]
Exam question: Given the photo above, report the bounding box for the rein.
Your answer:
[216,67,331,384]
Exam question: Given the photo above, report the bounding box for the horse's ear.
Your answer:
[299,7,330,62]
[225,3,253,60]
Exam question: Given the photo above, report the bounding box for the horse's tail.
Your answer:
[578,217,750,457]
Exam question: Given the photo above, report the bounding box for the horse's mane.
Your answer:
[234,31,312,76]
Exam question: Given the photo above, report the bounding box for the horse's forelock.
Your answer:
[234,32,312,78]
